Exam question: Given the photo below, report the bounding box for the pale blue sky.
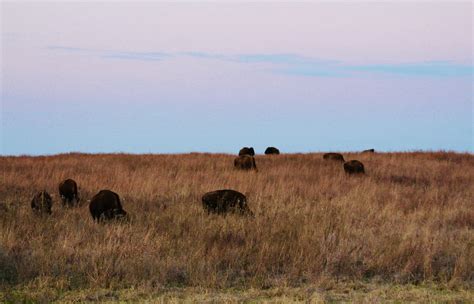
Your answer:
[1,2,473,155]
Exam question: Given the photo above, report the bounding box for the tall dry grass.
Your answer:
[0,152,473,291]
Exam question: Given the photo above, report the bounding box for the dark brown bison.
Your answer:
[362,149,375,153]
[264,147,280,155]
[89,190,128,221]
[234,155,257,170]
[323,153,345,162]
[31,190,52,214]
[344,160,365,174]
[202,189,253,216]
[59,178,80,206]
[238,147,255,156]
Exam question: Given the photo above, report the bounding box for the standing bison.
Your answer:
[31,190,53,214]
[89,190,128,221]
[234,155,257,170]
[238,147,255,156]
[264,147,280,155]
[202,189,253,216]
[323,153,345,162]
[344,160,365,174]
[59,178,80,206]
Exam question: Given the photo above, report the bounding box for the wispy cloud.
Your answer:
[48,46,473,78]
[273,60,474,78]
[350,62,474,77]
[100,51,170,61]
[274,65,347,77]
[182,52,337,66]
[47,46,171,61]
[182,52,347,77]
[178,51,228,61]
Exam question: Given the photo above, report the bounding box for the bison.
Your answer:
[31,190,52,214]
[323,153,345,162]
[89,190,128,221]
[59,178,80,206]
[202,189,253,216]
[238,147,255,156]
[234,155,257,170]
[343,160,365,174]
[362,149,375,153]
[264,147,280,155]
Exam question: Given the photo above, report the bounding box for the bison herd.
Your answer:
[321,152,367,174]
[31,182,129,221]
[30,147,373,220]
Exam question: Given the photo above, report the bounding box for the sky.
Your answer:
[1,1,473,155]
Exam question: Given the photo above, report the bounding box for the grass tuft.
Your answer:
[0,152,473,299]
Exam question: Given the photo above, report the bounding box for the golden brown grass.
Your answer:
[0,152,473,301]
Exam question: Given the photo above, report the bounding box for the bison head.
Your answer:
[102,208,128,221]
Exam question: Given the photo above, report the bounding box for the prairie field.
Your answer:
[0,152,473,302]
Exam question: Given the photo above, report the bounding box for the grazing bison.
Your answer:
[323,153,345,162]
[31,190,52,214]
[202,189,253,216]
[264,147,280,155]
[59,178,80,206]
[362,149,375,153]
[344,160,365,174]
[238,147,255,156]
[234,155,257,170]
[89,190,128,221]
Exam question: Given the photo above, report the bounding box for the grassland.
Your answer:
[0,152,473,302]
